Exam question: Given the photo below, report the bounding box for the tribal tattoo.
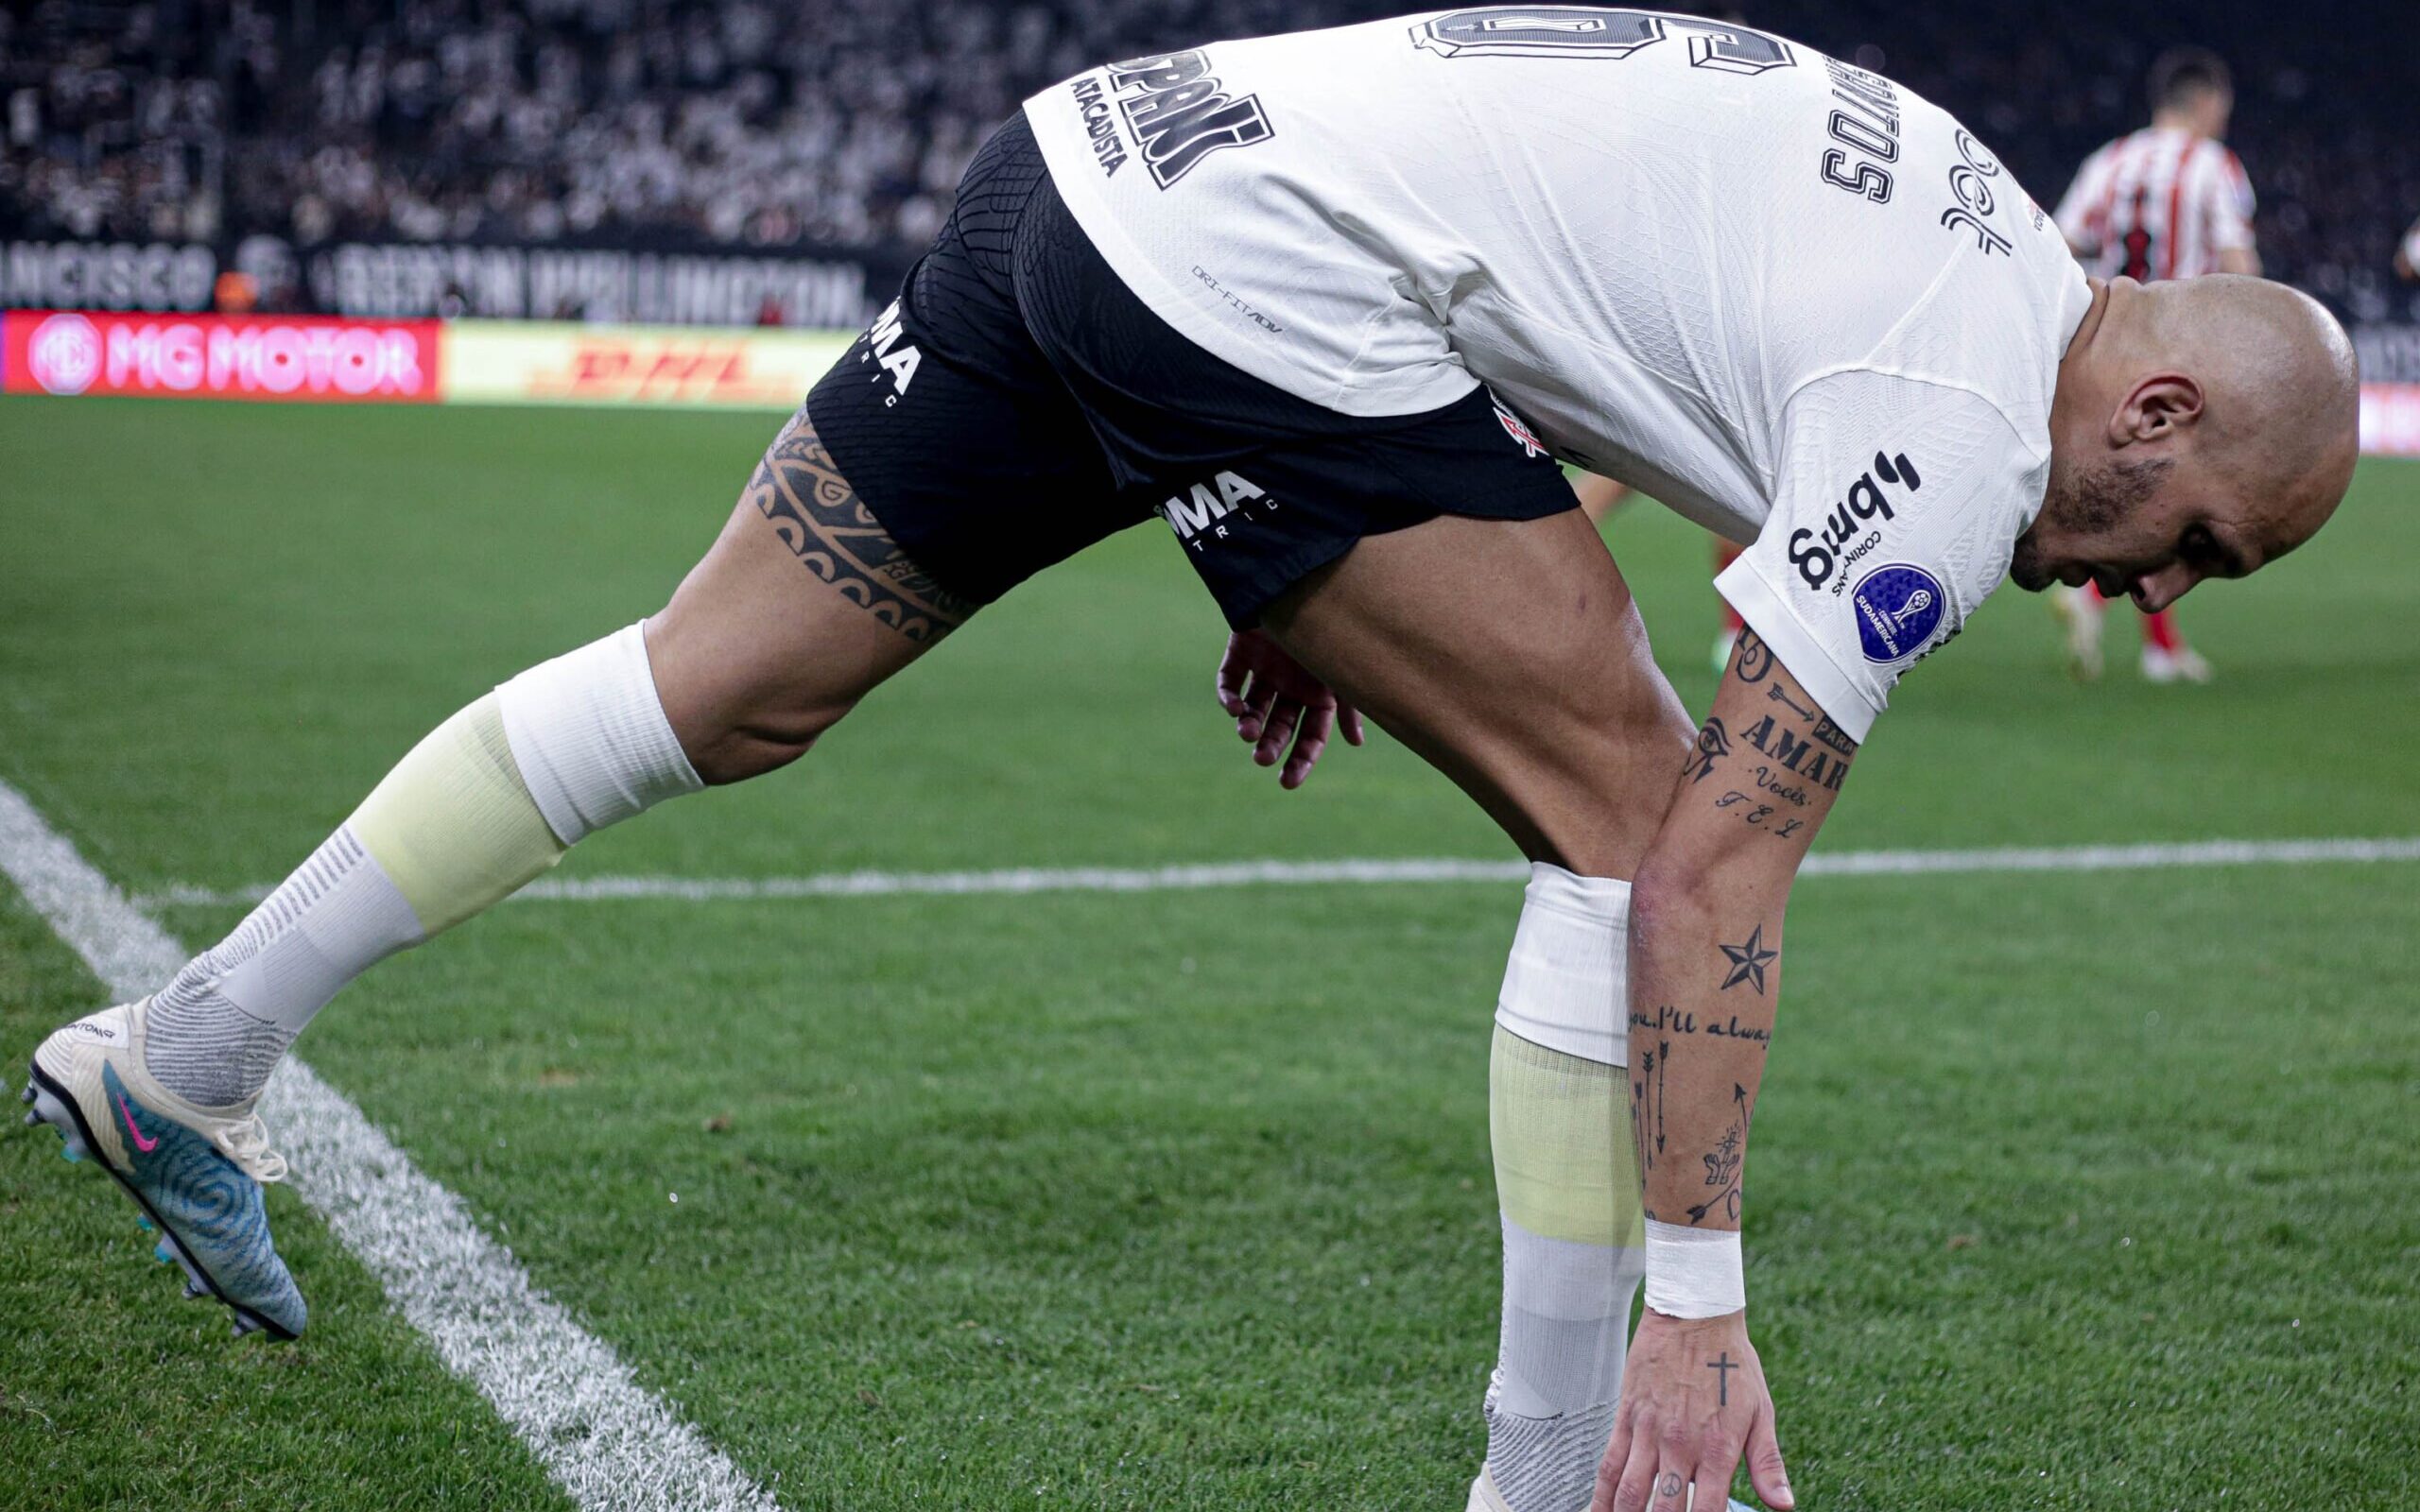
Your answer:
[744,414,976,643]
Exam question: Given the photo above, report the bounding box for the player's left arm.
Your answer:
[1591,627,1845,1512]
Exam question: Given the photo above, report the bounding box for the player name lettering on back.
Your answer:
[1107,49,1273,189]
[1787,448,1922,592]
[1817,59,1899,203]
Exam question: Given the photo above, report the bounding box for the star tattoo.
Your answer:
[1718,924,1778,993]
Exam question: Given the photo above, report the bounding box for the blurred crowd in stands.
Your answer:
[5,0,2415,320]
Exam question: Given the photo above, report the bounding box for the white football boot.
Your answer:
[2140,644,2214,683]
[2050,585,2104,681]
[25,1002,306,1338]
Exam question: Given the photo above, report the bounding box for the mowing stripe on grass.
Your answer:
[134,834,2420,910]
[0,778,781,1512]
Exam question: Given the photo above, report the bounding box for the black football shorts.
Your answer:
[804,112,1576,629]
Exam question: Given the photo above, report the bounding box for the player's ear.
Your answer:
[2113,373,2204,446]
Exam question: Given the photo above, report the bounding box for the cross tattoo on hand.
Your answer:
[1708,1350,1739,1407]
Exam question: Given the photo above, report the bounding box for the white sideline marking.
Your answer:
[0,780,779,1512]
[134,835,2420,911]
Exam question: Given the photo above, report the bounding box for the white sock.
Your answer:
[143,624,700,1107]
[1483,865,1642,1512]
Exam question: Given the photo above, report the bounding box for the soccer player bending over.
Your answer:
[28,12,2357,1510]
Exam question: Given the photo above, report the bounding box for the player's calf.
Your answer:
[26,411,955,1334]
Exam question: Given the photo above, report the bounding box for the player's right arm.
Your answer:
[1597,370,2043,1512]
[1593,629,1847,1512]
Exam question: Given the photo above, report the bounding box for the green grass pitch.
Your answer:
[2,396,2414,1510]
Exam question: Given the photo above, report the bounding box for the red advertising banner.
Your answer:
[2,310,440,403]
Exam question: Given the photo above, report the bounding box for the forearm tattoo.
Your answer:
[1633,1040,1668,1178]
[744,413,975,644]
[1686,1084,1752,1226]
[1718,925,1778,993]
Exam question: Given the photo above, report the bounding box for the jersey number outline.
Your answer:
[1410,7,1794,75]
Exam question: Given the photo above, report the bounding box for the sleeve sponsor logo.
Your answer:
[1849,562,1947,662]
[1105,49,1272,189]
[1786,447,1922,591]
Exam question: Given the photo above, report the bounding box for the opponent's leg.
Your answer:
[2053,581,2106,681]
[1257,509,1692,1512]
[2136,605,2212,682]
[26,411,954,1338]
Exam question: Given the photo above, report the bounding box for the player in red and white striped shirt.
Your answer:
[2050,47,2258,682]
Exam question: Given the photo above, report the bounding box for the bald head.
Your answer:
[2137,275,2359,528]
[2014,275,2360,610]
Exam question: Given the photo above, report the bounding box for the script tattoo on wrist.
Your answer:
[745,413,975,643]
[1686,1085,1752,1226]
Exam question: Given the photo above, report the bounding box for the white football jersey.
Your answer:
[2054,126,2256,283]
[1024,8,2092,739]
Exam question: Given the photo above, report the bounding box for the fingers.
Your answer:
[1338,704,1365,747]
[1692,1460,1734,1512]
[1651,1463,1690,1512]
[1606,1428,1665,1512]
[1215,641,1252,719]
[1254,698,1304,768]
[1238,674,1282,744]
[1745,1400,1793,1509]
[1281,703,1333,788]
[1593,1413,1633,1512]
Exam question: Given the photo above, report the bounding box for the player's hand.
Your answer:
[1595,1308,1792,1512]
[1213,629,1363,789]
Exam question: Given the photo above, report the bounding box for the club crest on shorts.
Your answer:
[1491,396,1547,459]
[1849,563,1945,662]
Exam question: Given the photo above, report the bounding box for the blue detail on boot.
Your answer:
[99,1064,306,1337]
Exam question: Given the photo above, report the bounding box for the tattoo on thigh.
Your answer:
[744,413,976,643]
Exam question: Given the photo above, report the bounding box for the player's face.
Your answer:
[2010,454,2260,610]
